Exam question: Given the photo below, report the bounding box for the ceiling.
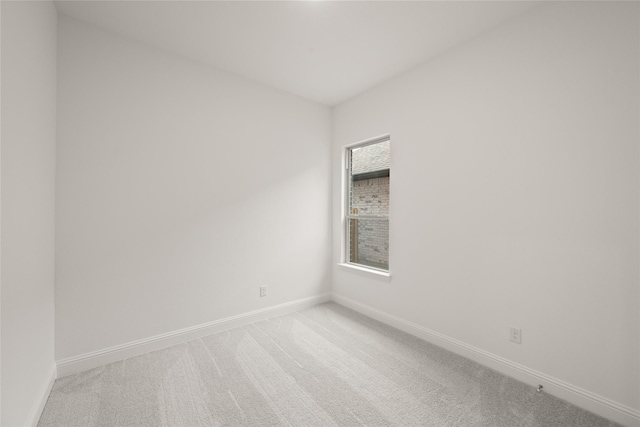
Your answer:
[55,1,538,106]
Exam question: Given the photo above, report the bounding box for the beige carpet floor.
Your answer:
[39,302,621,426]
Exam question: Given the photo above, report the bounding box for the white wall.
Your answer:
[333,1,639,421]
[1,3,3,421]
[1,1,57,425]
[56,16,332,361]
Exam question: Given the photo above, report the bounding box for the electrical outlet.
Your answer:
[510,327,521,344]
[260,286,267,297]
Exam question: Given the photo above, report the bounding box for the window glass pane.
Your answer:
[349,140,390,215]
[348,217,389,270]
[351,140,390,176]
[350,174,390,216]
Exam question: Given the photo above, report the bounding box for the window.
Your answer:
[344,136,390,272]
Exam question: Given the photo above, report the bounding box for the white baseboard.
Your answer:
[57,293,331,378]
[26,362,56,427]
[331,293,640,427]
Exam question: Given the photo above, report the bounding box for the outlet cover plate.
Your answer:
[510,327,521,344]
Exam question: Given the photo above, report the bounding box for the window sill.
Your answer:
[337,263,392,282]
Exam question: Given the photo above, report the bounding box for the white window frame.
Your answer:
[341,135,391,278]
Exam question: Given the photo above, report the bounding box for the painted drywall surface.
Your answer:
[1,1,57,425]
[1,3,3,422]
[56,16,332,360]
[332,1,639,411]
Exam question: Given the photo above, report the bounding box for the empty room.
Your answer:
[1,0,639,426]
